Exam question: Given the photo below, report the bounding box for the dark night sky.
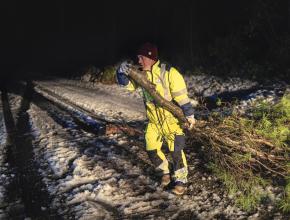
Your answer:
[0,0,288,78]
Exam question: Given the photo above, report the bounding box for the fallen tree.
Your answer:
[128,66,290,211]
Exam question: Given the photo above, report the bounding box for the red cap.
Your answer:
[137,42,158,61]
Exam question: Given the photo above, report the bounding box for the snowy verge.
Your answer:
[0,93,23,218]
[184,74,258,97]
[0,98,7,208]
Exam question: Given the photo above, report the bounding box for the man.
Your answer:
[116,43,195,195]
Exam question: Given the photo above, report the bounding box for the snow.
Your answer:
[27,77,289,218]
[35,76,289,124]
[184,74,258,97]
[34,79,146,123]
[29,100,206,218]
[0,107,6,165]
[0,93,25,218]
[0,98,7,206]
[0,76,287,218]
[27,94,250,219]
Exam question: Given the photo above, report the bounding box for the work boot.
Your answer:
[172,182,186,195]
[160,174,171,187]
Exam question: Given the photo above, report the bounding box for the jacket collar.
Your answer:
[151,60,160,73]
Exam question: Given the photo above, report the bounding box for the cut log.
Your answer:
[128,66,187,124]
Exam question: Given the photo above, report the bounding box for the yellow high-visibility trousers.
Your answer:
[145,121,188,183]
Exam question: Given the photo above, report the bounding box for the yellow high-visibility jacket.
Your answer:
[125,60,191,127]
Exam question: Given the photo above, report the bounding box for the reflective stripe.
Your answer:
[158,160,170,174]
[171,88,187,98]
[159,63,172,101]
[177,97,190,105]
[174,167,188,183]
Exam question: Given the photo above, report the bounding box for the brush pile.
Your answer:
[187,92,289,210]
[188,112,288,179]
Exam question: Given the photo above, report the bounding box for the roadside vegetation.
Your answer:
[191,92,289,212]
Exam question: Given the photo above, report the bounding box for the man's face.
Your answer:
[138,55,154,71]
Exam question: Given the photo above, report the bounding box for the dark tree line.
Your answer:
[1,0,289,80]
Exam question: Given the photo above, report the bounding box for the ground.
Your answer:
[0,77,289,219]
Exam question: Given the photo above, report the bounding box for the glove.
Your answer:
[186,114,195,130]
[118,61,132,76]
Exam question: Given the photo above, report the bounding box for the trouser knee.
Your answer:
[147,149,170,174]
[147,150,163,167]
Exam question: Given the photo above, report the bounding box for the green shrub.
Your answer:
[252,93,290,148]
[209,163,267,211]
[208,92,289,212]
[101,66,117,84]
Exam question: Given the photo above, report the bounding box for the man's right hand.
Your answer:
[186,114,196,130]
[118,61,132,75]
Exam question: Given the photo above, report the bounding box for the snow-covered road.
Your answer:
[0,79,288,219]
[29,85,246,219]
